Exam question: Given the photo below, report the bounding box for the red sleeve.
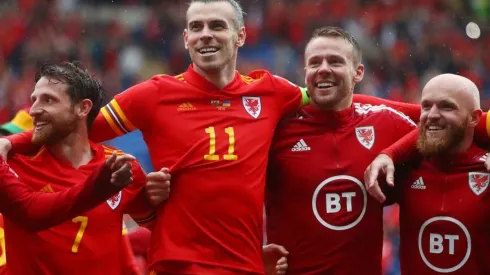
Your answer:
[0,158,122,231]
[381,128,419,163]
[90,78,160,142]
[261,73,309,116]
[353,94,421,123]
[123,162,156,227]
[5,131,38,155]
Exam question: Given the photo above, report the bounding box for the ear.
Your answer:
[353,63,365,83]
[77,99,93,119]
[236,27,246,48]
[469,109,483,128]
[183,29,189,50]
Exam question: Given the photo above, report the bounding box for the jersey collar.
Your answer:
[428,143,486,171]
[300,104,355,129]
[183,64,243,93]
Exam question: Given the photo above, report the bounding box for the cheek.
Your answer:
[304,70,316,83]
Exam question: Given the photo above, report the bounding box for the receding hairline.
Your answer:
[186,0,245,30]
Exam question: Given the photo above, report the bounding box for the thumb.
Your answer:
[160,167,170,173]
[276,245,289,256]
[386,165,395,186]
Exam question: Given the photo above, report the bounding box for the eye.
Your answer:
[189,23,202,31]
[307,59,321,68]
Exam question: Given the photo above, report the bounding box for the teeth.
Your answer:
[428,126,443,130]
[199,47,218,53]
[317,82,334,88]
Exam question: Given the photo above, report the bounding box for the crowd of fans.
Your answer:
[0,0,488,274]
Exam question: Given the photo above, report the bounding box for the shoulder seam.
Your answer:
[354,102,417,127]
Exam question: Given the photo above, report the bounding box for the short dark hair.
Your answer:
[188,0,245,30]
[308,26,362,65]
[34,61,106,129]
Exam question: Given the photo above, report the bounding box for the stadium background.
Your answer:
[0,0,489,274]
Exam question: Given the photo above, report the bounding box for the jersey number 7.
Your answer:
[71,216,88,253]
[204,126,238,161]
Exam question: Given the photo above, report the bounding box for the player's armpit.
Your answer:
[123,162,157,228]
[0,160,122,231]
[381,128,419,164]
[353,94,421,122]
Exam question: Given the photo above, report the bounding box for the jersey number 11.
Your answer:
[204,126,238,161]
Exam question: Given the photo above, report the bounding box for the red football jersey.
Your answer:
[4,143,154,275]
[266,103,416,274]
[397,144,490,274]
[96,65,309,274]
[0,215,5,275]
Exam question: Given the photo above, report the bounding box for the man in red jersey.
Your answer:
[365,74,490,274]
[0,107,33,274]
[2,2,490,275]
[0,111,135,275]
[2,62,162,275]
[265,26,417,275]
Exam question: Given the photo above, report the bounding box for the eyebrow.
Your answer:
[189,19,228,26]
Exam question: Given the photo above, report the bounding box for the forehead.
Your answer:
[421,82,460,102]
[32,77,68,98]
[187,2,236,25]
[305,36,354,61]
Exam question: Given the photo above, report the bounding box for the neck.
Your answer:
[193,59,236,89]
[47,129,93,168]
[449,131,474,154]
[314,92,353,112]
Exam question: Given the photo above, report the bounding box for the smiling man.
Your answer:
[1,2,486,275]
[366,74,490,274]
[265,26,417,275]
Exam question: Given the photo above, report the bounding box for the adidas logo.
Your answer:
[40,184,54,193]
[291,139,311,152]
[177,102,196,111]
[411,177,426,190]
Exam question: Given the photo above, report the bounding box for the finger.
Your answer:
[367,179,386,203]
[146,180,171,189]
[275,245,289,256]
[114,155,136,168]
[112,162,133,178]
[146,172,171,181]
[486,158,490,171]
[367,164,380,189]
[146,189,171,197]
[105,151,117,167]
[385,164,395,186]
[277,257,287,265]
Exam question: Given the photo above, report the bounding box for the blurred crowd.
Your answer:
[0,0,489,274]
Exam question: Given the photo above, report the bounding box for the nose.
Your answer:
[29,103,43,118]
[200,25,213,41]
[317,60,331,75]
[427,105,440,121]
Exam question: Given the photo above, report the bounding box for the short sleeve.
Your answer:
[269,74,309,116]
[99,78,160,136]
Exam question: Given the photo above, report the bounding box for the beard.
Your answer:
[416,120,467,157]
[32,114,78,146]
